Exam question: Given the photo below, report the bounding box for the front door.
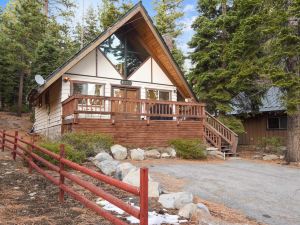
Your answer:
[111,86,140,120]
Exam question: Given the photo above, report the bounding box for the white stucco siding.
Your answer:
[67,49,96,76]
[128,58,151,82]
[152,59,173,85]
[34,79,62,138]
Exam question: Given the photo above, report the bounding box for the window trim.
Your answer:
[267,116,287,130]
[70,80,106,96]
[146,88,172,101]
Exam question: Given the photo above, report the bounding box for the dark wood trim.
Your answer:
[96,49,98,77]
[126,56,151,80]
[64,72,175,87]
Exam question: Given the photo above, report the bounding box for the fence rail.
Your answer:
[0,130,148,225]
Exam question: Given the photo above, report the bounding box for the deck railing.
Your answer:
[62,95,206,121]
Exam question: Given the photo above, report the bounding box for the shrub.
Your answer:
[217,116,245,134]
[169,139,207,159]
[61,132,114,157]
[36,140,86,165]
[257,137,284,154]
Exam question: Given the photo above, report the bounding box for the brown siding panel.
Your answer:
[63,119,204,147]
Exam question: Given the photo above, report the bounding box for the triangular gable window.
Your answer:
[98,29,150,78]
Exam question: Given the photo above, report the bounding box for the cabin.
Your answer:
[28,3,237,152]
[232,87,287,146]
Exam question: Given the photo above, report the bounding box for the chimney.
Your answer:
[162,34,174,51]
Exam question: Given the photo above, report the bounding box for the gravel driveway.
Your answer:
[150,160,300,225]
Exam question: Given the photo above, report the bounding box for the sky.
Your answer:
[0,0,198,69]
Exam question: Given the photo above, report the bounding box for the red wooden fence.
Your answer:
[0,130,148,225]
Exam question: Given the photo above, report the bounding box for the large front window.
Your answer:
[99,31,150,78]
[72,82,104,96]
[146,89,171,101]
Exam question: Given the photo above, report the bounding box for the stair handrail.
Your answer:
[204,111,238,153]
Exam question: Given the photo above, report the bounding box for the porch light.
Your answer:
[63,76,70,82]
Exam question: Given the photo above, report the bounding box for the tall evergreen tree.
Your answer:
[98,0,133,31]
[0,0,47,116]
[153,0,185,71]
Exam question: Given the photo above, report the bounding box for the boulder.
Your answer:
[111,144,127,160]
[122,169,160,197]
[94,152,113,162]
[130,148,145,161]
[144,150,161,159]
[263,154,279,161]
[115,162,136,180]
[252,154,263,160]
[158,192,193,209]
[178,203,198,219]
[196,203,210,215]
[206,147,219,151]
[94,160,120,176]
[157,147,176,158]
[161,153,171,158]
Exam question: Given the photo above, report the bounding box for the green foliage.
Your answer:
[217,115,245,134]
[61,132,114,157]
[169,139,207,159]
[37,140,86,164]
[257,137,284,155]
[153,0,185,71]
[189,0,300,114]
[98,0,133,31]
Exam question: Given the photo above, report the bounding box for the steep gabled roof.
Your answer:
[36,2,196,100]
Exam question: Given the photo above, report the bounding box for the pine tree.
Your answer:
[153,0,185,71]
[0,0,47,116]
[75,6,100,48]
[99,0,133,31]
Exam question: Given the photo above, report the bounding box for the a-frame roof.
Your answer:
[37,2,196,100]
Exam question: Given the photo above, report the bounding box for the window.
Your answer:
[267,116,287,129]
[99,31,150,78]
[72,82,104,96]
[146,89,170,101]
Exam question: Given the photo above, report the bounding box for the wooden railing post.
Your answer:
[13,131,18,160]
[140,167,148,225]
[1,130,5,152]
[59,144,65,203]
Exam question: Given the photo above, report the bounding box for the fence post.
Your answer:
[13,131,18,160]
[59,144,65,203]
[28,136,34,174]
[140,167,148,225]
[1,130,5,152]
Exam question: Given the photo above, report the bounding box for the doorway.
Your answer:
[111,86,140,120]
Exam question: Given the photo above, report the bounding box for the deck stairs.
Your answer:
[203,112,238,158]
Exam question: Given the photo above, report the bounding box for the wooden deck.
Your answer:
[62,95,206,147]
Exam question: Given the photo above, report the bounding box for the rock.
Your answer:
[161,153,171,158]
[263,154,279,161]
[94,152,113,162]
[94,160,120,176]
[196,203,210,215]
[115,162,136,180]
[157,147,176,158]
[252,154,263,160]
[279,155,285,160]
[158,192,193,209]
[111,144,127,160]
[144,150,161,159]
[130,148,145,161]
[122,169,160,197]
[178,203,198,219]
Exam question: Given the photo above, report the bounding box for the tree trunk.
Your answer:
[17,72,24,117]
[44,0,49,17]
[287,109,300,162]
